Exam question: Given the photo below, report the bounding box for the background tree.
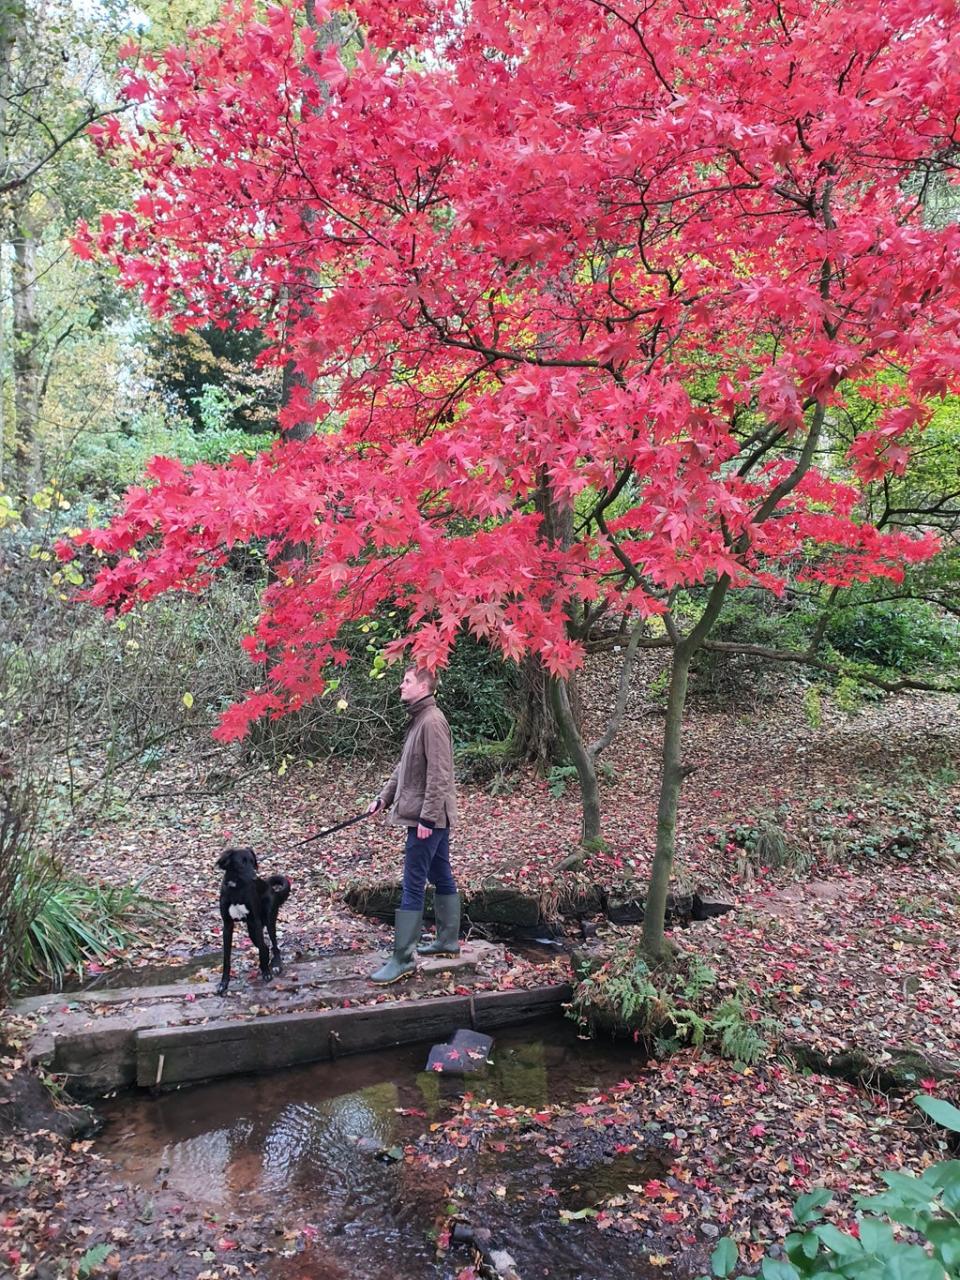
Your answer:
[65,0,960,957]
[0,0,132,505]
[144,322,279,434]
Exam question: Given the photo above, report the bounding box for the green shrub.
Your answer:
[715,813,813,879]
[825,600,958,673]
[440,633,519,744]
[682,589,810,704]
[547,758,615,799]
[703,1094,960,1280]
[455,736,515,787]
[569,946,777,1065]
[254,617,519,762]
[2,511,518,780]
[60,401,273,502]
[15,853,170,989]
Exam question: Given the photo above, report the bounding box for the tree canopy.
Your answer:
[62,0,960,746]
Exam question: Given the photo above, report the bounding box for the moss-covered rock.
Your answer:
[466,888,541,926]
[345,882,542,926]
[787,1041,959,1093]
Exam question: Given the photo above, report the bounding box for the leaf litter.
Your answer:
[4,667,960,1277]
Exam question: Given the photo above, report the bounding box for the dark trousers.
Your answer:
[399,826,456,910]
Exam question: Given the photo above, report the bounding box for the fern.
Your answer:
[681,957,717,1001]
[712,995,769,1065]
[671,1006,708,1048]
[569,947,779,1066]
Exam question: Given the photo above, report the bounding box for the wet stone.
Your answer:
[419,940,498,975]
[426,1027,494,1074]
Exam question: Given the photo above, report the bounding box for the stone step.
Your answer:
[136,984,571,1091]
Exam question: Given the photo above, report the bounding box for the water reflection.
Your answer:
[97,1019,661,1280]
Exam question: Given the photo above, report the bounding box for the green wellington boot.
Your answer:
[370,909,423,984]
[417,893,461,958]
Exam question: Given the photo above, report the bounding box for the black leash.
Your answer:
[294,811,373,847]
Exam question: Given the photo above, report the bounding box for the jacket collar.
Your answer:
[406,694,436,718]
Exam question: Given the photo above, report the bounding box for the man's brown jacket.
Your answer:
[378,695,457,829]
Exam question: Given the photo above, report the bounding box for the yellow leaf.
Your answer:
[182,692,194,709]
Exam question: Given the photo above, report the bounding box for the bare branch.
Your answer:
[703,639,960,694]
[588,616,648,756]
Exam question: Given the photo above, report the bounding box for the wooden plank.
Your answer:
[52,1028,138,1096]
[137,995,469,1087]
[472,983,573,1028]
[135,983,572,1089]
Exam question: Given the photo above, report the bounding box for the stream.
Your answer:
[95,1017,670,1280]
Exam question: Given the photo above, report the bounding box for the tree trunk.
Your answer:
[0,17,9,493]
[510,655,577,769]
[278,3,354,448]
[549,675,600,844]
[642,643,693,958]
[511,472,581,768]
[271,7,353,568]
[11,220,41,503]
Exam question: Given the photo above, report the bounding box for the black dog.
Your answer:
[216,847,291,995]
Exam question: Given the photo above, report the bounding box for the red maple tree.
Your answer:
[64,0,960,954]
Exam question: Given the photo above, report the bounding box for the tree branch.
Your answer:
[588,616,648,756]
[702,639,960,694]
[0,103,132,197]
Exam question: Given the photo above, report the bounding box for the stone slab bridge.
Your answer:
[14,942,572,1098]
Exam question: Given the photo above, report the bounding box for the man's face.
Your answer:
[399,668,428,703]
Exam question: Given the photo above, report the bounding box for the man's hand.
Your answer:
[416,823,431,839]
[367,798,382,815]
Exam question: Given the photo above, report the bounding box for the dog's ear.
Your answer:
[251,849,259,868]
[217,849,235,870]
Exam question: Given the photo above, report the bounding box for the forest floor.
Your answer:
[3,657,960,1279]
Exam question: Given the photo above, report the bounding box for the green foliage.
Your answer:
[144,320,280,435]
[915,1095,960,1131]
[825,601,958,673]
[77,1244,114,1278]
[714,813,813,879]
[677,570,959,714]
[802,684,823,728]
[455,735,513,782]
[702,1096,960,1280]
[569,946,776,1065]
[62,402,274,501]
[711,995,770,1065]
[254,617,519,762]
[437,633,519,745]
[809,784,952,867]
[13,850,169,990]
[681,589,810,705]
[547,758,615,798]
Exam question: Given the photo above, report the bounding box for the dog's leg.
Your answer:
[267,904,283,974]
[248,915,272,981]
[267,877,290,973]
[217,916,234,995]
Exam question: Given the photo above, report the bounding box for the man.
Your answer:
[366,665,460,983]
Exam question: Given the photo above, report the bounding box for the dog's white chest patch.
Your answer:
[228,904,249,921]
